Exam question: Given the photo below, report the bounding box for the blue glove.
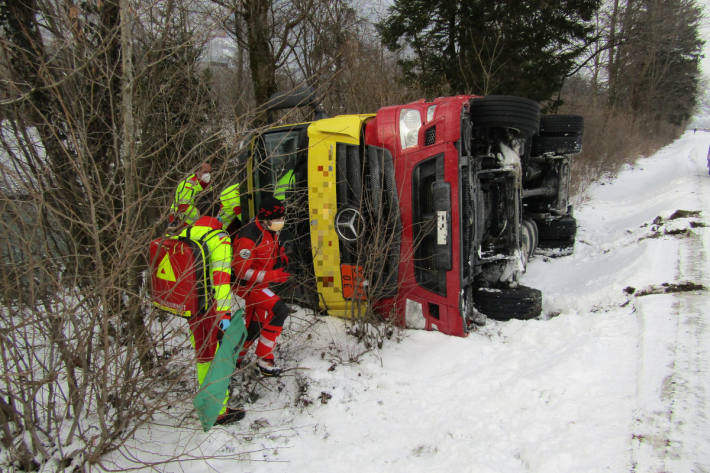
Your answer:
[219,318,231,332]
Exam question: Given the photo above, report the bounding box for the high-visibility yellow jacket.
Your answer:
[274,169,295,201]
[170,174,204,225]
[178,216,232,316]
[219,183,241,227]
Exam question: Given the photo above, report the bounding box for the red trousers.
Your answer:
[236,286,287,362]
[188,309,220,363]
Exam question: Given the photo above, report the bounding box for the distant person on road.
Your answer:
[169,162,212,227]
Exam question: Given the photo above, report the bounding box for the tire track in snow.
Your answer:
[630,144,710,472]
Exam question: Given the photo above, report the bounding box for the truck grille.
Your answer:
[424,126,436,146]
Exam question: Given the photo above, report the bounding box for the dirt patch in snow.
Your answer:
[639,209,705,240]
[667,209,701,220]
[623,281,706,297]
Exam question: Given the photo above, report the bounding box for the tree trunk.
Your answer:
[607,0,620,105]
[243,0,276,125]
[120,0,154,376]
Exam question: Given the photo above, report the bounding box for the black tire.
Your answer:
[531,135,583,156]
[539,114,584,136]
[473,285,542,321]
[470,95,541,137]
[537,216,576,252]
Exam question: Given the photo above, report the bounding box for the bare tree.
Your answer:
[0,0,246,469]
[209,0,314,124]
[605,0,703,127]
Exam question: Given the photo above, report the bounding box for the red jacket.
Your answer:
[231,219,286,290]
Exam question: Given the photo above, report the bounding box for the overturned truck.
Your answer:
[233,93,583,336]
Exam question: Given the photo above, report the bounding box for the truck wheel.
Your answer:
[470,95,541,137]
[473,285,542,321]
[538,215,576,241]
[531,135,583,155]
[539,114,584,136]
[537,215,576,253]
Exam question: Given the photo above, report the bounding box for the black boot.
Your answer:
[256,358,282,377]
[214,408,246,425]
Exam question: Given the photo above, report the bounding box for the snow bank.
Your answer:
[101,131,710,473]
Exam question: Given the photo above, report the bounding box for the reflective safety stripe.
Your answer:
[258,336,275,348]
[244,269,267,283]
[212,261,231,270]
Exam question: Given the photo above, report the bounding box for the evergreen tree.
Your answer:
[610,0,704,127]
[378,0,601,102]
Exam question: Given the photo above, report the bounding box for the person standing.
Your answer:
[274,168,294,201]
[231,194,291,376]
[219,182,242,237]
[170,162,212,226]
[180,197,244,425]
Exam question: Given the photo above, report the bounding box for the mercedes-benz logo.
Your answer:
[334,207,364,242]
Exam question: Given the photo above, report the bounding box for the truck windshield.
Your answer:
[257,129,303,201]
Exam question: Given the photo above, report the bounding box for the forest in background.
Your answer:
[0,0,705,470]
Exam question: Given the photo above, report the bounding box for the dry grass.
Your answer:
[558,84,684,197]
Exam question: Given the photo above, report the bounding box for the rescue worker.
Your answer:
[274,168,294,201]
[220,182,242,237]
[169,162,212,226]
[231,193,291,376]
[181,195,244,425]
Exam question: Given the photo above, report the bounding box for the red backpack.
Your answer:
[149,229,221,318]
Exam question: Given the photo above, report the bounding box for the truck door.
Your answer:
[253,126,316,306]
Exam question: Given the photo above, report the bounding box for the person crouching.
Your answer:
[231,194,291,376]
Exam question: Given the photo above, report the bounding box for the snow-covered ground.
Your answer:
[102,131,710,473]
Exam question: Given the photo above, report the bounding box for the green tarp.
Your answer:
[193,309,246,431]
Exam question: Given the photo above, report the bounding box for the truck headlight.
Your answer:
[426,105,437,122]
[399,109,422,149]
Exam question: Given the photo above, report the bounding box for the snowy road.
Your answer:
[527,131,710,472]
[104,131,710,473]
[625,137,710,472]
